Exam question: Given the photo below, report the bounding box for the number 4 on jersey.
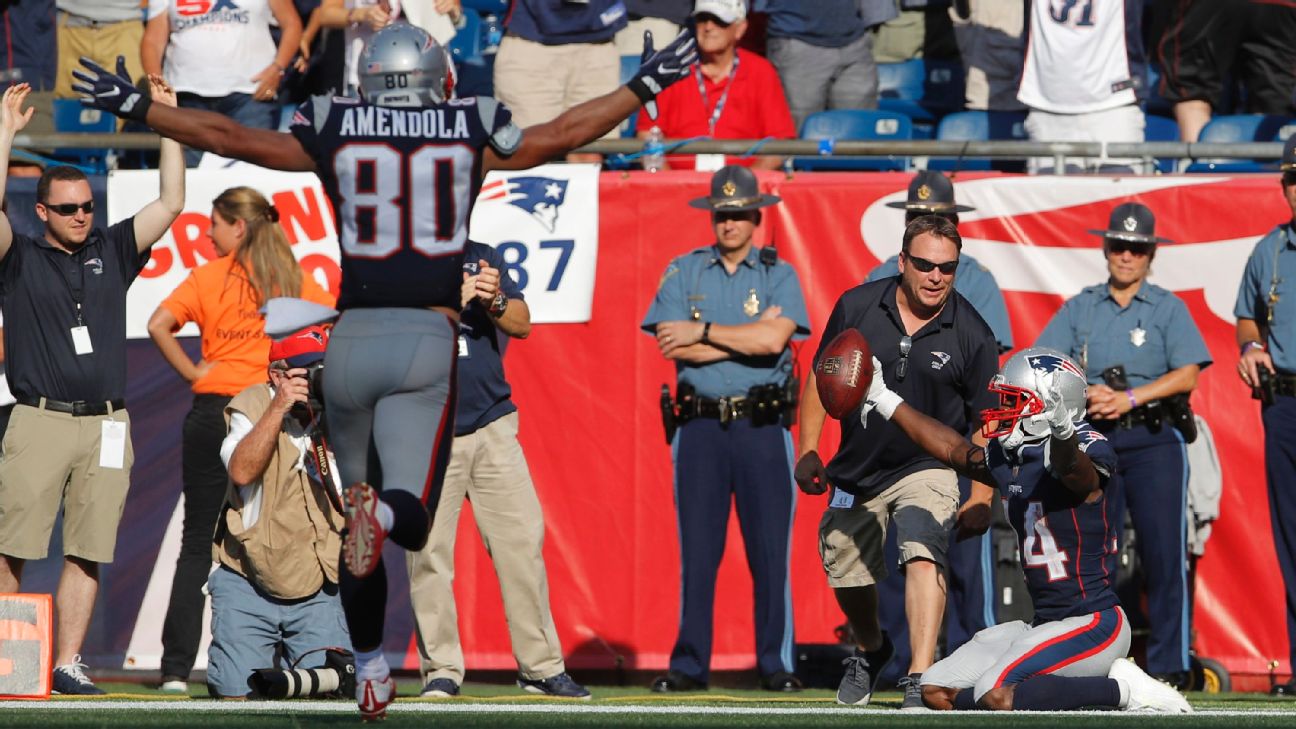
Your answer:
[1023,501,1069,581]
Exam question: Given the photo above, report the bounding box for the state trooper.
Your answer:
[1036,202,1212,688]
[1235,136,1296,697]
[642,165,810,694]
[865,170,1010,687]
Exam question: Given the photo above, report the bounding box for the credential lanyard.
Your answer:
[695,54,740,136]
[59,254,87,327]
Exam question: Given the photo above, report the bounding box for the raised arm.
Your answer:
[140,12,168,77]
[73,58,316,172]
[133,74,186,251]
[0,83,35,261]
[483,29,698,172]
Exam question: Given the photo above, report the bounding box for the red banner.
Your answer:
[447,171,1288,687]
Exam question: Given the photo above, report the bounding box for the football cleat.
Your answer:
[344,483,386,578]
[1110,658,1193,713]
[357,674,396,721]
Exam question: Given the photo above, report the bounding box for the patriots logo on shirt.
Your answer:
[84,258,104,275]
[930,351,951,370]
[478,177,569,233]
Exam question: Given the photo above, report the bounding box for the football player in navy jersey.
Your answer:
[74,23,698,721]
[858,346,1191,713]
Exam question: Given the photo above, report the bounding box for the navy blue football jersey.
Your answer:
[289,95,521,310]
[986,422,1121,622]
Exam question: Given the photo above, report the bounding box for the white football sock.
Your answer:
[355,648,389,682]
[1114,677,1130,708]
[375,500,394,533]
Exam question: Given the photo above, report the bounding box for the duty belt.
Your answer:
[1277,374,1296,398]
[1118,401,1164,429]
[682,396,753,424]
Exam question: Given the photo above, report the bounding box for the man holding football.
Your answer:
[796,215,999,709]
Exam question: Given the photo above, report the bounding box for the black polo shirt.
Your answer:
[815,277,999,498]
[0,219,146,403]
[455,241,524,436]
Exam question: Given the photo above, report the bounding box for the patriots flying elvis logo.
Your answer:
[1028,353,1085,379]
[479,177,569,233]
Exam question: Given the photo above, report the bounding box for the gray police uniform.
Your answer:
[1036,280,1211,677]
[641,244,810,685]
[1234,221,1296,676]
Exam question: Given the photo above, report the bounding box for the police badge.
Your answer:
[744,289,760,317]
[1130,326,1146,347]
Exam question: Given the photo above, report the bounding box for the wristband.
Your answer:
[1126,389,1137,409]
[1242,340,1266,355]
[488,291,508,317]
[701,321,712,344]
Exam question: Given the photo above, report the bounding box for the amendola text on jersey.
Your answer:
[288,94,521,310]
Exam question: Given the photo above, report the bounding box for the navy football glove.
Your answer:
[628,29,699,120]
[71,56,152,123]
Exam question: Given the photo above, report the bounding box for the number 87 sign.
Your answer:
[469,164,601,323]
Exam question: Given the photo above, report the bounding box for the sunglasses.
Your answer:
[1105,240,1152,256]
[906,253,959,275]
[43,200,95,216]
[896,335,912,382]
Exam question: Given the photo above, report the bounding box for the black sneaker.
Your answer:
[651,670,707,693]
[836,633,894,706]
[898,673,927,711]
[421,677,460,698]
[518,672,591,699]
[760,671,803,692]
[53,656,106,696]
[1272,680,1296,697]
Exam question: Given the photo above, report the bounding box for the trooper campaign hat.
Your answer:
[688,165,781,212]
[1281,136,1296,172]
[1086,202,1173,246]
[885,170,975,214]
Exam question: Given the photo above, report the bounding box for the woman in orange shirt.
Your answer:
[147,186,336,693]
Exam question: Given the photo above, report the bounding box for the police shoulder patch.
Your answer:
[658,262,681,291]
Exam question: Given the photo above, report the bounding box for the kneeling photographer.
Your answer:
[209,324,353,699]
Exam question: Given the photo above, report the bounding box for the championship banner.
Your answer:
[107,169,342,339]
[468,163,601,323]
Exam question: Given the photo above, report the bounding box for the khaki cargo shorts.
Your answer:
[817,468,959,588]
[0,404,134,562]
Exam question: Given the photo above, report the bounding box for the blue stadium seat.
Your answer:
[877,59,965,138]
[793,110,912,171]
[929,110,1026,170]
[1186,114,1295,172]
[51,99,115,173]
[447,9,484,66]
[1143,114,1180,173]
[463,0,506,12]
[619,55,642,138]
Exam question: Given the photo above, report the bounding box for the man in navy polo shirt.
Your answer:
[406,241,589,700]
[0,81,184,695]
[796,215,1000,710]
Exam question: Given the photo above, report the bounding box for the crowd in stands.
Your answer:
[2,1,1296,171]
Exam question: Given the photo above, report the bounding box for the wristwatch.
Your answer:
[701,321,712,344]
[488,291,508,317]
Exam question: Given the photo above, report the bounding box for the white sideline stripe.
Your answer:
[0,701,1292,717]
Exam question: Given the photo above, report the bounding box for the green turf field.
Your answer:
[2,680,1295,728]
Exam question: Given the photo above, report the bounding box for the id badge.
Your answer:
[100,419,126,469]
[457,334,470,358]
[71,326,93,355]
[828,487,855,510]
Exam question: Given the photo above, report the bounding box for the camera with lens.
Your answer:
[248,646,354,700]
[289,361,326,421]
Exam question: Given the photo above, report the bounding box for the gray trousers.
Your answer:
[767,33,880,131]
[323,308,458,504]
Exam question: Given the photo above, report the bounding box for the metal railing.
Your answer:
[11,133,1288,174]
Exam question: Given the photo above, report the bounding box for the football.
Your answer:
[815,328,873,419]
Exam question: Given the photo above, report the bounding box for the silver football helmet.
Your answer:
[358,23,456,107]
[981,347,1088,449]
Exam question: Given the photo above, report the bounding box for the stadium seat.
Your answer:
[793,109,912,171]
[463,0,506,11]
[877,58,966,138]
[51,98,115,174]
[1143,114,1180,173]
[447,8,484,66]
[1186,114,1295,172]
[928,110,1026,171]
